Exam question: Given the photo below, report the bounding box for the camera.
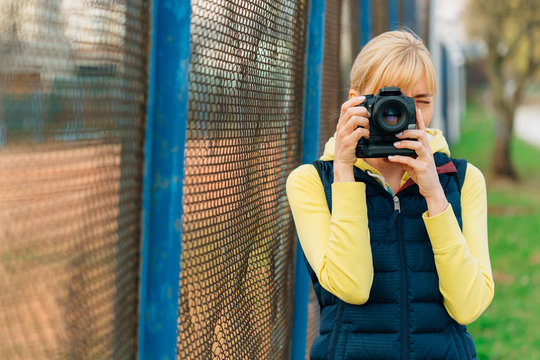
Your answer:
[356,87,417,158]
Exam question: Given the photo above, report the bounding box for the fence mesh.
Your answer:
[306,0,361,357]
[317,0,343,157]
[177,0,307,359]
[0,1,149,359]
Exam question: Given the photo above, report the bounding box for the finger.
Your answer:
[337,96,367,128]
[416,108,426,131]
[344,115,369,133]
[340,96,366,117]
[393,139,430,158]
[338,127,369,150]
[396,129,425,139]
[396,127,430,149]
[387,154,415,167]
[396,130,429,148]
[351,126,369,141]
[393,140,422,151]
[343,104,370,120]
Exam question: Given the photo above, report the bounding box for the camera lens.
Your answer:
[382,105,401,126]
[376,100,407,131]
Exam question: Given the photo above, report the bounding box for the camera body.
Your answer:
[356,87,417,158]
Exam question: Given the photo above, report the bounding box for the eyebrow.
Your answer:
[414,93,433,98]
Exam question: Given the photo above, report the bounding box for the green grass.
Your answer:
[450,94,540,359]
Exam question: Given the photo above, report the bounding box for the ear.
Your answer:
[349,89,360,99]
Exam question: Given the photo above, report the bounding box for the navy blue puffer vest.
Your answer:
[306,153,477,360]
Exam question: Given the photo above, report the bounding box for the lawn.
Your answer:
[450,93,540,359]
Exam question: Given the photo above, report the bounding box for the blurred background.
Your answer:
[0,0,538,359]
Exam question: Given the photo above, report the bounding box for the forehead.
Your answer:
[401,75,433,98]
[366,67,435,97]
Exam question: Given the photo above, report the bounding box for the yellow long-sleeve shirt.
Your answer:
[286,129,494,325]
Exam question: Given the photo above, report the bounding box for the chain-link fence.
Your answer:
[0,0,425,358]
[177,1,307,358]
[0,0,149,358]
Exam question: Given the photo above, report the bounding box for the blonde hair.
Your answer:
[350,30,436,96]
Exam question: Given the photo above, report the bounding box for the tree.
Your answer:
[466,0,540,180]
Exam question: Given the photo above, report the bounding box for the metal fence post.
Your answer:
[290,0,326,359]
[138,1,191,359]
[402,0,419,34]
[360,0,372,46]
[388,0,400,29]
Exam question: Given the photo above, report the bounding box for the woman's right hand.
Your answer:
[333,96,370,182]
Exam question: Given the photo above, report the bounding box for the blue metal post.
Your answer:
[402,0,419,34]
[138,1,191,359]
[388,0,400,30]
[360,0,372,46]
[290,0,325,359]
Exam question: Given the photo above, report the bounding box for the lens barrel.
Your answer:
[373,99,409,132]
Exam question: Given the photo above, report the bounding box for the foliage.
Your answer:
[451,94,540,359]
[465,0,540,180]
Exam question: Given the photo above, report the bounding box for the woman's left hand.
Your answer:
[386,109,449,215]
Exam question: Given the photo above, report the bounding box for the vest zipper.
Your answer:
[393,196,401,212]
[394,195,409,360]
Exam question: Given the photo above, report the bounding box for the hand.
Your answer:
[334,96,370,182]
[386,109,448,215]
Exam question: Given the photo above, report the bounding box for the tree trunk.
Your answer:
[492,109,518,180]
[485,53,519,181]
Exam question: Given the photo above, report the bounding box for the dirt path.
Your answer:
[515,105,540,149]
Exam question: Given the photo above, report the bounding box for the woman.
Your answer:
[286,30,494,359]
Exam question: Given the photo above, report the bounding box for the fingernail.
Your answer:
[396,132,402,137]
[394,141,400,147]
[388,156,395,160]
[358,96,365,101]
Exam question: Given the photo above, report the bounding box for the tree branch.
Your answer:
[505,25,529,59]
